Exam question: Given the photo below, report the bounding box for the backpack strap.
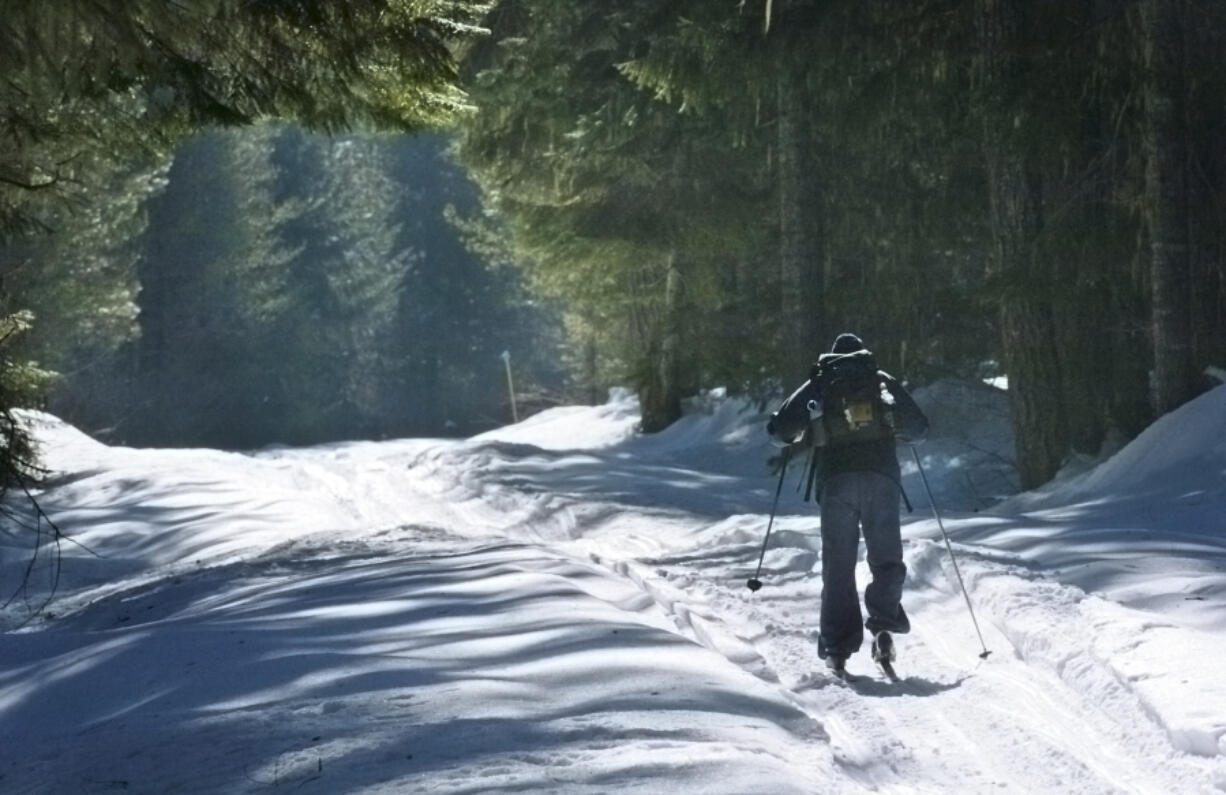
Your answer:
[803,445,822,503]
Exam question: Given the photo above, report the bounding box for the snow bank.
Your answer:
[472,387,642,450]
[971,384,1226,622]
[997,383,1226,519]
[474,380,1020,512]
[938,385,1226,762]
[904,378,1018,511]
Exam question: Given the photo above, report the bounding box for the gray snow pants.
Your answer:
[817,470,911,660]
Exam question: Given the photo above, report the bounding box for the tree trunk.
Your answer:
[976,0,1069,488]
[1052,284,1106,456]
[1143,0,1196,415]
[777,62,823,375]
[640,253,682,432]
[1188,147,1220,372]
[1002,297,1068,487]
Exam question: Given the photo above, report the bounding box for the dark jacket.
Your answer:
[768,351,929,482]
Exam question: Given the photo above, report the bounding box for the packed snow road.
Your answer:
[399,398,1225,794]
[2,389,1225,793]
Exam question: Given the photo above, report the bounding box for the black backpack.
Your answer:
[818,350,895,446]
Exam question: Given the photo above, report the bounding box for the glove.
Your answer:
[767,411,806,446]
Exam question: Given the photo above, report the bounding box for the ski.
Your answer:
[876,659,900,682]
[831,667,858,684]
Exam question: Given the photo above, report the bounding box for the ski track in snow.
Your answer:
[396,424,1225,793]
[589,535,1219,794]
[4,396,1226,794]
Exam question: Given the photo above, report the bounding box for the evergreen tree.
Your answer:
[459,0,776,430]
[1142,0,1197,415]
[0,0,488,470]
[460,0,1226,484]
[114,125,560,448]
[261,127,407,444]
[130,130,294,447]
[382,135,562,435]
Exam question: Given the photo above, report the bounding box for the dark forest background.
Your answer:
[3,1,1225,491]
[48,128,564,447]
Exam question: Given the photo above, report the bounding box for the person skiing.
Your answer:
[766,333,929,676]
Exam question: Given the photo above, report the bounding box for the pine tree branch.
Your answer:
[0,173,61,191]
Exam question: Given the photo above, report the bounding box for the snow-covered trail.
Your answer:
[0,528,835,793]
[4,388,1225,793]
[614,531,1216,794]
[396,427,1224,794]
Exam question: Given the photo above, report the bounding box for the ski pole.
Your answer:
[910,445,992,659]
[748,447,791,592]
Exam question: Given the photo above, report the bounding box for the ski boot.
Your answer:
[825,655,851,681]
[871,631,895,664]
[872,631,899,680]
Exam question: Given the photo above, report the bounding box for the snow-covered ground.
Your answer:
[1,382,1224,793]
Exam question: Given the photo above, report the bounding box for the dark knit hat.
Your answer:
[831,333,865,354]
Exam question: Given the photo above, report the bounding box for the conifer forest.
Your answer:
[3,1,1225,489]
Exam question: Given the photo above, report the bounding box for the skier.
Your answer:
[767,333,928,677]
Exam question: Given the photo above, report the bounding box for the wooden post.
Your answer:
[500,350,518,423]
